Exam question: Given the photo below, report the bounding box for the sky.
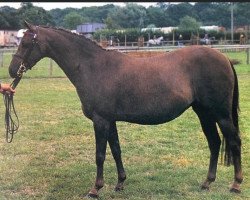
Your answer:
[0,2,159,10]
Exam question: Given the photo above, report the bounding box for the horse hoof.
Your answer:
[201,185,209,191]
[230,182,241,193]
[230,187,241,193]
[86,188,99,199]
[230,185,241,193]
[115,185,124,192]
[114,180,125,192]
[86,193,99,199]
[201,182,210,191]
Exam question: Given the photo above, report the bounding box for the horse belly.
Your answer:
[115,96,192,125]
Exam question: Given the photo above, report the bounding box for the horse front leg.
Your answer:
[108,122,126,191]
[87,114,109,199]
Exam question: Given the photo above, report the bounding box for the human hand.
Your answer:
[0,83,15,94]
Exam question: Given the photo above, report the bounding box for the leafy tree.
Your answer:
[79,6,99,23]
[146,6,171,27]
[50,4,115,28]
[95,4,115,21]
[167,3,196,26]
[104,16,117,29]
[20,2,33,9]
[18,2,55,26]
[63,12,83,29]
[0,13,10,29]
[178,16,201,33]
[79,4,114,23]
[193,2,218,25]
[209,3,231,28]
[192,2,231,28]
[107,3,147,28]
[0,6,20,29]
[234,3,250,27]
[50,8,76,27]
[156,2,170,10]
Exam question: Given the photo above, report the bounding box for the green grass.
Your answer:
[0,51,249,199]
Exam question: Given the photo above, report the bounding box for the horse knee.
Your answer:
[96,153,105,166]
[209,138,221,154]
[111,147,121,160]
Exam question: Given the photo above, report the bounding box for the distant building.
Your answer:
[200,26,224,32]
[160,27,178,34]
[76,23,106,38]
[0,30,18,47]
[141,27,177,34]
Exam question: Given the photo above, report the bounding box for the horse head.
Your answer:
[9,21,45,78]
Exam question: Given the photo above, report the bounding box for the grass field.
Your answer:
[0,50,249,199]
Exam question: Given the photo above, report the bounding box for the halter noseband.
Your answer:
[13,31,38,77]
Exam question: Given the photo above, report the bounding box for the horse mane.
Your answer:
[38,25,106,51]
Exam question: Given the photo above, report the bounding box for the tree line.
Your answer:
[1,2,250,31]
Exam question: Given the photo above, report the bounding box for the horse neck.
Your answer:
[42,28,104,86]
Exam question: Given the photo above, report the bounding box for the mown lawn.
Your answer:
[0,51,249,199]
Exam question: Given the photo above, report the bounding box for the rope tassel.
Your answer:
[4,92,19,143]
[3,67,24,143]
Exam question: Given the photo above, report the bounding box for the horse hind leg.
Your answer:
[217,117,243,193]
[193,105,221,190]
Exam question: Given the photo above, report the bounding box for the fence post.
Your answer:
[172,30,175,46]
[247,48,249,65]
[0,51,3,68]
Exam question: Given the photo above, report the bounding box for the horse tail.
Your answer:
[222,60,240,166]
[231,61,240,132]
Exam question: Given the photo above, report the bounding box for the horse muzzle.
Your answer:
[9,59,28,78]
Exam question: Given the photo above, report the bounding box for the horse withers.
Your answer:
[9,21,242,198]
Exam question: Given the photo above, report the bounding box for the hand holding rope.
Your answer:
[3,64,26,143]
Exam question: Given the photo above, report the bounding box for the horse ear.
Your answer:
[24,20,35,31]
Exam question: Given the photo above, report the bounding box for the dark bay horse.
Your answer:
[9,22,242,198]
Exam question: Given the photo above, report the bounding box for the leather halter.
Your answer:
[13,31,38,78]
